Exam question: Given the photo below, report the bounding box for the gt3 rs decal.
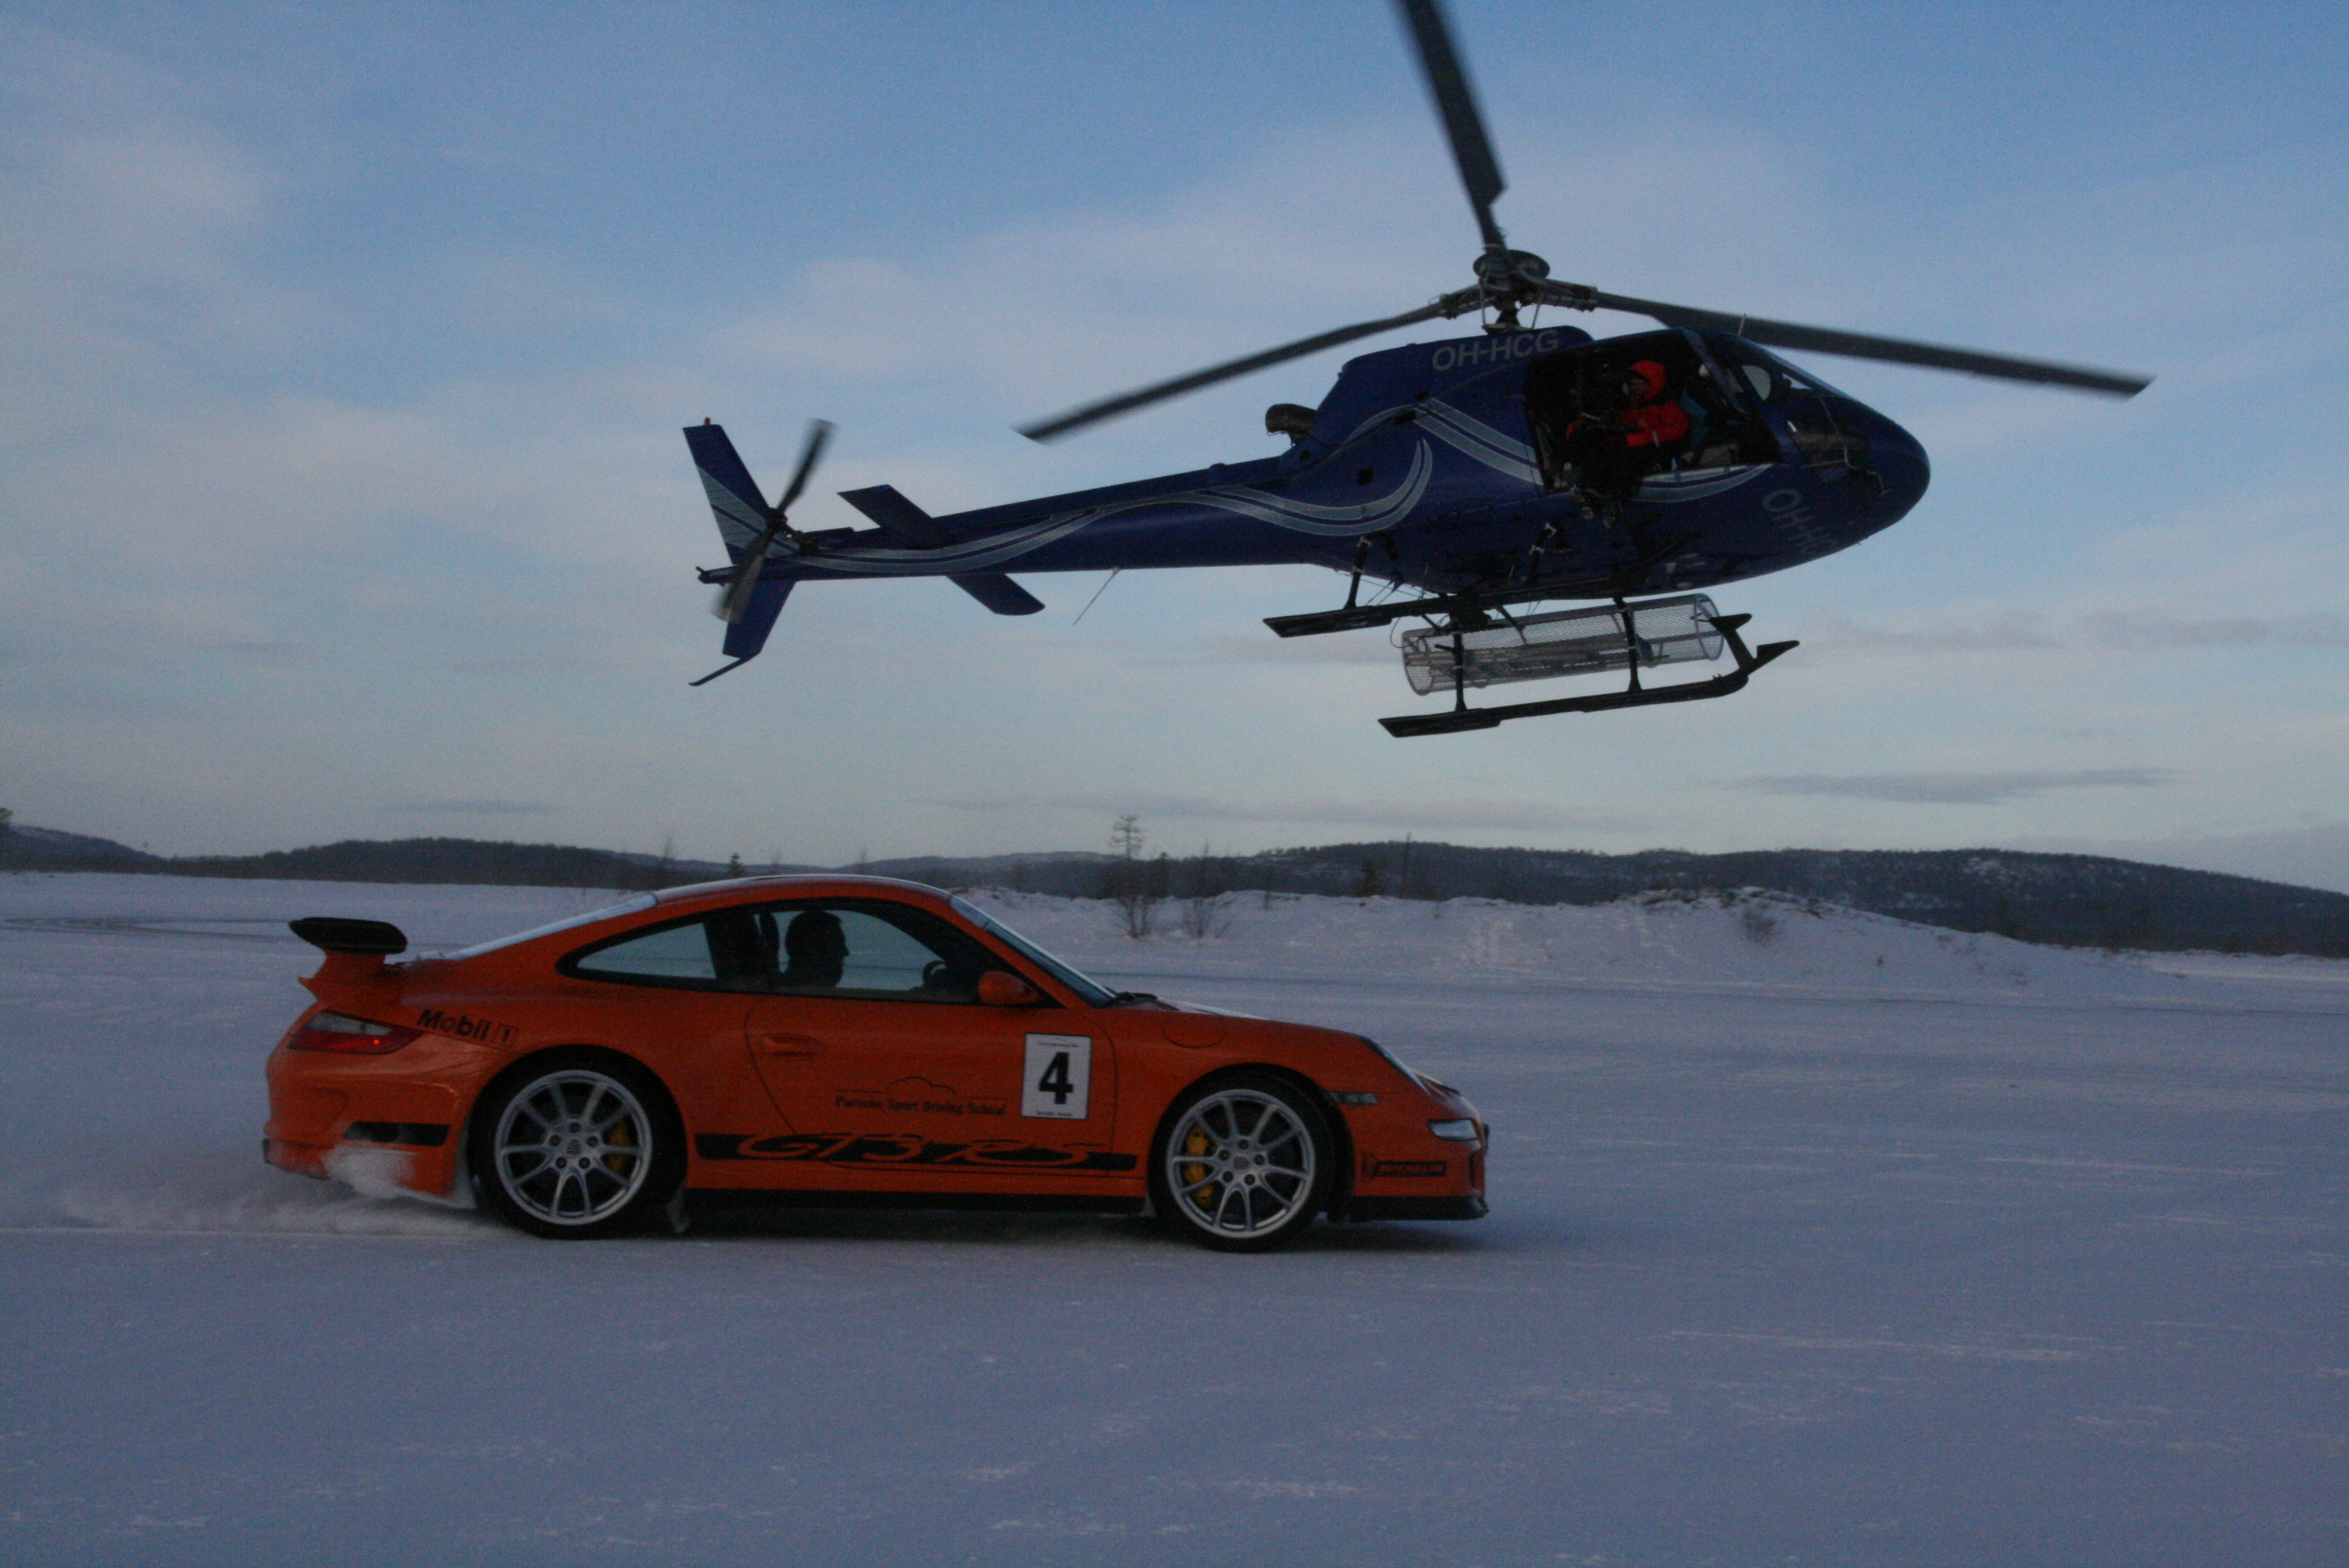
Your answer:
[694,1132,1136,1173]
[413,1008,519,1046]
[1021,1035,1092,1119]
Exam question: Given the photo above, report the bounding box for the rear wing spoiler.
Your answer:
[289,917,408,955]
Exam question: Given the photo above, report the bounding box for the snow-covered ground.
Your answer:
[3,873,2343,1565]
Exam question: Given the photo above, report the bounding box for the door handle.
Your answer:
[755,1033,823,1058]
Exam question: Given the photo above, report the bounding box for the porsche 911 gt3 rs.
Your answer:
[265,876,1486,1249]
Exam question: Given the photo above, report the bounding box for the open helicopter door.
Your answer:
[1522,330,1778,492]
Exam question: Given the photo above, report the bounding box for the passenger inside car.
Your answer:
[732,902,998,1003]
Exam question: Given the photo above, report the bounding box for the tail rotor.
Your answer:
[717,419,834,624]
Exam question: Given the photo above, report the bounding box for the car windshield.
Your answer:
[437,893,659,962]
[949,896,1118,1008]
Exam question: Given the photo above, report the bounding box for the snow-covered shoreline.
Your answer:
[9,870,2345,1013]
[3,872,2341,1563]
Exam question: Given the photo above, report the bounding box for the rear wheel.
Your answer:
[468,1054,679,1239]
[1149,1073,1333,1252]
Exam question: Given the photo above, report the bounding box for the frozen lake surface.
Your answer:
[3,873,2343,1565]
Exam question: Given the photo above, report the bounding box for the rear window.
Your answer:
[438,894,658,962]
[566,917,721,986]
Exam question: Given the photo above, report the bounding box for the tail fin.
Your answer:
[686,420,772,559]
[684,420,794,671]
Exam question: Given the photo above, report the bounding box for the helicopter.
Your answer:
[684,0,2148,736]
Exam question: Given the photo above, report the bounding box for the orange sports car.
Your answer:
[264,876,1487,1249]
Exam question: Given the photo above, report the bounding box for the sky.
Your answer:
[2,0,2344,888]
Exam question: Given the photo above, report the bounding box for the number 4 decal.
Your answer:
[1022,1035,1092,1120]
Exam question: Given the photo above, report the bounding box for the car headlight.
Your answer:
[1427,1118,1481,1142]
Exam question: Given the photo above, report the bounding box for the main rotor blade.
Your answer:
[1019,293,1474,442]
[1394,0,1507,254]
[1551,284,2151,396]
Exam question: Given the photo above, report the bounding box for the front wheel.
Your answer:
[468,1054,680,1239]
[1149,1073,1334,1252]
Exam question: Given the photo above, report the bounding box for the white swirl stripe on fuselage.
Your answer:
[796,442,1436,576]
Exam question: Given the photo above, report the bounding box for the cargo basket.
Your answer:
[1401,594,1724,695]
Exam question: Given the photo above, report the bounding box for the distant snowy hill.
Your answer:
[7,872,2334,1013]
[964,888,2349,1013]
[0,824,158,868]
[8,823,2348,954]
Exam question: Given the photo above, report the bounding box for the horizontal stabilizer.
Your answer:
[839,484,1043,614]
[839,485,952,547]
[949,573,1045,616]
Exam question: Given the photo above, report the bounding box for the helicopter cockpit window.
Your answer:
[1704,336,1850,403]
[1703,335,1874,483]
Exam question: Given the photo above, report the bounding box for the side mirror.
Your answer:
[977,970,1043,1008]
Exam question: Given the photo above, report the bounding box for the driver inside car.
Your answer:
[777,909,849,990]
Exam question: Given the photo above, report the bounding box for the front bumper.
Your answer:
[1343,1194,1489,1222]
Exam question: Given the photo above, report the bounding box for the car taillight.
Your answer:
[286,1012,421,1054]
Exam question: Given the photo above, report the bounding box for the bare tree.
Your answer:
[1176,842,1235,940]
[645,832,677,890]
[1104,814,1161,939]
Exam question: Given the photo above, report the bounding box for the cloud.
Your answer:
[1738,768,2178,807]
[1807,610,2064,654]
[928,790,1652,837]
[1808,608,2349,655]
[379,800,560,817]
[2076,609,2349,651]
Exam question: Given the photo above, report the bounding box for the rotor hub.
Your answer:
[1474,248,1551,296]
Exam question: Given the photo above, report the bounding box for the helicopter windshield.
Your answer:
[1701,334,1856,405]
[1701,334,1878,482]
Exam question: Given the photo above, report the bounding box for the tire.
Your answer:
[467,1053,681,1239]
[1148,1072,1334,1252]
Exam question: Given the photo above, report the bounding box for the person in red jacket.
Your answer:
[1619,359,1690,452]
[1561,358,1690,515]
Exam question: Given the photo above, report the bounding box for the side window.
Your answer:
[566,917,721,988]
[835,910,944,992]
[724,901,1012,1003]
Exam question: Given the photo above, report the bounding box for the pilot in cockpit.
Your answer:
[1562,359,1690,516]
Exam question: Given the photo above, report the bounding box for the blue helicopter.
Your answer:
[685,0,2148,736]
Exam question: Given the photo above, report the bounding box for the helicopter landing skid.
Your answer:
[1379,613,1797,737]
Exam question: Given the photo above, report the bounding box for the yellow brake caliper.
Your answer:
[1180,1126,1216,1206]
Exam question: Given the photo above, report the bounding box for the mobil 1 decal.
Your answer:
[1022,1034,1093,1120]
